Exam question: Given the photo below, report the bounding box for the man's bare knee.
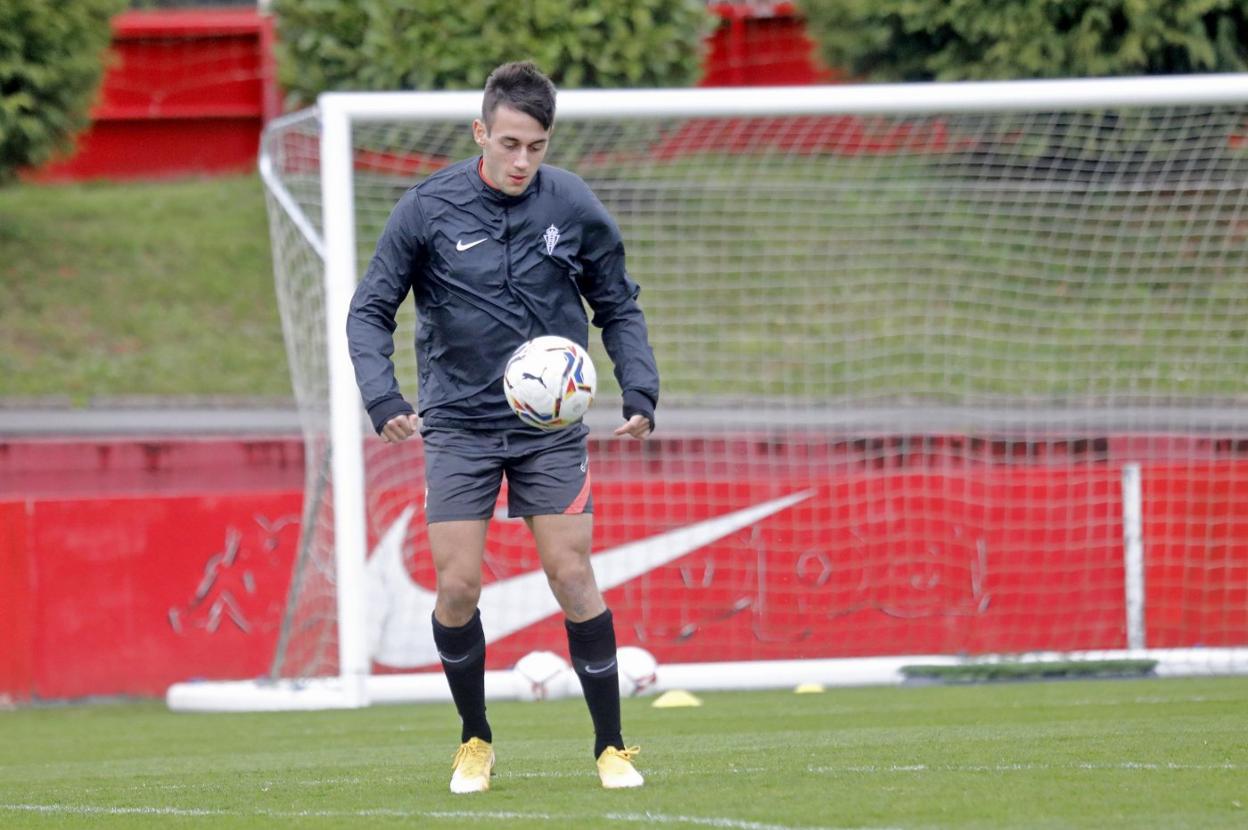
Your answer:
[428,519,489,626]
[543,556,593,596]
[435,574,481,626]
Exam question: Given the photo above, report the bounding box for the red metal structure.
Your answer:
[701,1,837,87]
[29,8,278,182]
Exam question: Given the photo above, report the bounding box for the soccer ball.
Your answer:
[503,335,597,430]
[616,646,658,697]
[512,650,574,701]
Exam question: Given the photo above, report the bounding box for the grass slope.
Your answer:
[0,176,288,401]
[2,678,1246,829]
[3,167,1247,405]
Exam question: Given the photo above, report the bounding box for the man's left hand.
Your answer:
[613,414,652,440]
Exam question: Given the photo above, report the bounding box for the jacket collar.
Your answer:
[467,156,540,206]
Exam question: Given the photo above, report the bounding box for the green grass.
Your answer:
[4,165,1248,405]
[2,678,1247,828]
[0,176,288,401]
[616,178,1248,402]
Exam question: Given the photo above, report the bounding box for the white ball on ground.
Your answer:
[512,650,574,701]
[616,646,659,697]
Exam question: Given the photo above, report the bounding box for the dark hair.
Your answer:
[482,61,557,131]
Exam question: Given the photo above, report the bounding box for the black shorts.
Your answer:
[420,423,593,523]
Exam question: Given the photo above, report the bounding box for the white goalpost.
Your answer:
[169,75,1248,712]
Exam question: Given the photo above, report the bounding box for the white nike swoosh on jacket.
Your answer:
[365,490,813,668]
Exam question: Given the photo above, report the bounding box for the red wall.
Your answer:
[1145,464,1248,645]
[0,502,34,703]
[16,493,301,700]
[0,437,304,701]
[3,435,1247,701]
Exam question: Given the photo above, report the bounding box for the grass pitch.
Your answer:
[2,677,1246,829]
[0,176,288,401]
[6,168,1248,404]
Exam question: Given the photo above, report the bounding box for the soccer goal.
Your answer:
[168,75,1248,711]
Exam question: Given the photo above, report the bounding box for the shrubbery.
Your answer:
[0,0,124,181]
[796,0,1248,81]
[272,0,715,103]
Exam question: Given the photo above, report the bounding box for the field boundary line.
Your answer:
[1,803,896,830]
[809,761,1242,774]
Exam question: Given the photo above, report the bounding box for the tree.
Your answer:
[0,1,124,182]
[795,0,1248,82]
[272,0,715,104]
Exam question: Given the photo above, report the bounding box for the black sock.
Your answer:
[566,608,623,758]
[432,609,492,744]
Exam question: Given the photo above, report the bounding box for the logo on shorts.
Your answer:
[580,455,588,473]
[543,224,560,255]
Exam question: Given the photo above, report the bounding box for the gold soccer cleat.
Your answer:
[596,745,644,789]
[450,737,495,794]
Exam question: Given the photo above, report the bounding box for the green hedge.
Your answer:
[0,0,124,181]
[273,0,715,104]
[796,0,1248,81]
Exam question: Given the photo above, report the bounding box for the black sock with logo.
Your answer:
[432,609,492,744]
[566,608,623,758]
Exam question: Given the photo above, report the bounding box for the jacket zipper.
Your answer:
[503,207,513,285]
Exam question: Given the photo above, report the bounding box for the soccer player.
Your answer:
[346,61,659,794]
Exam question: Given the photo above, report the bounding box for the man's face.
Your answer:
[473,105,551,196]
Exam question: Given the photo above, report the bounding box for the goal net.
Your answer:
[174,76,1248,709]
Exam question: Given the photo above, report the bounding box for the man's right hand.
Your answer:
[381,413,420,444]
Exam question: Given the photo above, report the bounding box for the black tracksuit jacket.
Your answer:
[347,157,660,434]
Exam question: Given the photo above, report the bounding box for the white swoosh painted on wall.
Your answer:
[365,490,814,668]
